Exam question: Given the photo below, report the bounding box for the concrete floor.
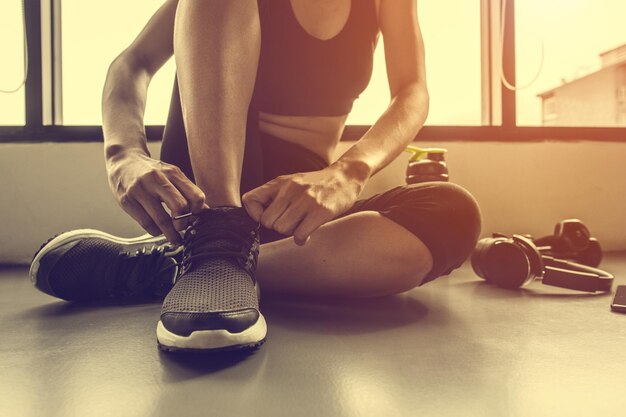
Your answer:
[2,254,626,417]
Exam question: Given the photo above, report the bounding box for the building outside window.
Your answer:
[515,0,626,127]
[537,44,626,127]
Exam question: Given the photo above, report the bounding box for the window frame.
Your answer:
[1,0,624,143]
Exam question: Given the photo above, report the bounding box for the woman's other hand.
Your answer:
[242,160,371,245]
[106,149,207,244]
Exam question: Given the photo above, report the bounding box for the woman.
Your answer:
[30,0,481,352]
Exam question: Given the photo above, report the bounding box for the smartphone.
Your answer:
[611,285,626,313]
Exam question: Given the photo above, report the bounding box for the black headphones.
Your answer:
[471,233,613,293]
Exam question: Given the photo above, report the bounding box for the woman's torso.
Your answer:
[256,0,381,163]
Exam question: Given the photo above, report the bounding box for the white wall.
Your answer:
[1,140,625,264]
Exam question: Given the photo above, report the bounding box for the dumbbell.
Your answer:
[404,145,449,184]
[531,219,603,267]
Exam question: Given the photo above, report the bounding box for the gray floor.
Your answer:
[2,254,626,417]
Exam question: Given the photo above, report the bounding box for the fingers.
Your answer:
[293,211,328,246]
[271,199,308,236]
[119,195,161,237]
[112,157,207,243]
[258,186,291,230]
[242,197,266,223]
[154,164,209,230]
[148,172,196,234]
[242,180,280,222]
[135,189,182,245]
[168,167,206,213]
[243,176,329,242]
[119,170,184,244]
[152,180,189,218]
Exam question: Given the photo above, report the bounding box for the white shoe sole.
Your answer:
[156,313,267,352]
[29,229,175,286]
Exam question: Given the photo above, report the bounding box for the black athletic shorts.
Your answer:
[160,79,482,285]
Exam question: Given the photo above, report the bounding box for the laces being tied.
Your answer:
[107,244,178,298]
[156,206,265,352]
[179,207,259,277]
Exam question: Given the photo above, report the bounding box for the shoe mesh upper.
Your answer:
[48,239,121,299]
[162,258,258,313]
[42,235,177,301]
[161,207,260,315]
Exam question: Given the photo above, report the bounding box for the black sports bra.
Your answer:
[255,0,380,117]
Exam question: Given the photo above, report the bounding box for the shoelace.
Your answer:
[179,216,258,277]
[108,245,177,298]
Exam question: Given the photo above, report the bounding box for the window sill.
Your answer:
[0,125,624,143]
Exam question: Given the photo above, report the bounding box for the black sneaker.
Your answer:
[30,229,182,301]
[156,206,266,352]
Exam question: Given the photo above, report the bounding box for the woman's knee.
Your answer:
[403,182,482,283]
[433,182,481,238]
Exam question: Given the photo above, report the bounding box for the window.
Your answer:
[341,0,483,126]
[62,0,175,125]
[515,0,626,127]
[1,0,624,142]
[0,1,27,126]
[345,38,389,126]
[63,0,482,127]
[418,0,482,126]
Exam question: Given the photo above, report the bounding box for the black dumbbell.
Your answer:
[532,219,602,267]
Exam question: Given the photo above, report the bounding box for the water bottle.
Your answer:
[405,145,449,184]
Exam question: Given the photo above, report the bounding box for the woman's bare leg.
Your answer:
[174,0,260,207]
[173,2,432,298]
[256,211,434,298]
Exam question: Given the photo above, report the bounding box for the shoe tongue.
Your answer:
[192,206,255,230]
[189,206,253,253]
[193,205,237,219]
[202,236,238,253]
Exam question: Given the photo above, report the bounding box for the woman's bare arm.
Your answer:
[101,0,206,244]
[331,0,429,180]
[102,0,178,163]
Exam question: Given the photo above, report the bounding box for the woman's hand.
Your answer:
[242,161,371,245]
[106,150,207,244]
